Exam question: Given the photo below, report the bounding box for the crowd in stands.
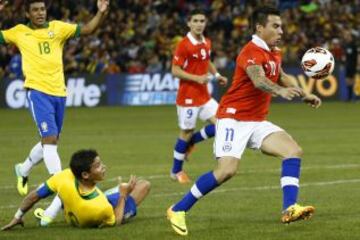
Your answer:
[0,0,359,78]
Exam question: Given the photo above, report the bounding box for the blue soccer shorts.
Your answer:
[104,187,137,222]
[26,89,66,138]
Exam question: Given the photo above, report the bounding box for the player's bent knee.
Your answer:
[216,167,237,183]
[42,135,58,145]
[179,129,195,141]
[283,145,303,158]
[137,180,151,193]
[142,180,151,192]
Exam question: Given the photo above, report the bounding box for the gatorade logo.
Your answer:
[4,78,104,109]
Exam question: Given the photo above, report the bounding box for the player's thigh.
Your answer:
[259,128,303,158]
[214,118,253,160]
[199,98,218,123]
[26,90,58,137]
[177,105,200,130]
[54,96,66,136]
[104,187,137,221]
[129,180,151,206]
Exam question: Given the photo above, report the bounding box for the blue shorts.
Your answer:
[26,89,66,138]
[104,187,137,222]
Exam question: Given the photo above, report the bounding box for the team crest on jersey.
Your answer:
[48,31,55,39]
[41,122,48,132]
[222,142,232,152]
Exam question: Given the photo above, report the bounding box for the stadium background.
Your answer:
[0,0,360,239]
[0,0,359,108]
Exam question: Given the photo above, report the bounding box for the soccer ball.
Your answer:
[301,47,335,79]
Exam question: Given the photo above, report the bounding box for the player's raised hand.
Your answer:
[1,217,24,231]
[0,0,8,11]
[119,175,137,196]
[302,94,322,108]
[97,0,109,13]
[278,87,303,100]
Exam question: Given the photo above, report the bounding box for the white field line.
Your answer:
[1,163,359,190]
[1,178,360,209]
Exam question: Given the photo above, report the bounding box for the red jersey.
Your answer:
[173,32,211,106]
[217,35,282,121]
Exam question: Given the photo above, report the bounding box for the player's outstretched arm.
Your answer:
[246,65,302,100]
[0,0,8,11]
[1,190,41,231]
[80,0,109,35]
[209,62,228,86]
[279,68,322,108]
[172,65,209,84]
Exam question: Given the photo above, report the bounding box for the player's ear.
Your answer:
[256,23,263,34]
[81,171,90,180]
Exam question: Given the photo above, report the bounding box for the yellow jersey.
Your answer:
[0,21,80,97]
[45,169,116,228]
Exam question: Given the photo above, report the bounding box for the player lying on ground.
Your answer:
[2,149,150,229]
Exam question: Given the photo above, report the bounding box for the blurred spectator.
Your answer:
[342,31,359,101]
[0,0,359,77]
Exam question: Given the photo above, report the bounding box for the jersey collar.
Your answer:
[187,32,206,45]
[27,21,49,30]
[251,34,271,52]
[75,179,99,200]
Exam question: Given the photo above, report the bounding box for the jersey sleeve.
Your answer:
[36,182,55,198]
[44,171,63,193]
[238,47,266,70]
[56,20,80,40]
[172,41,188,67]
[0,26,19,45]
[100,210,116,227]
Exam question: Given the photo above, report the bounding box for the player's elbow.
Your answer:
[80,26,93,35]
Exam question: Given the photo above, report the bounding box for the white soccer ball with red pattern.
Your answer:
[301,47,335,79]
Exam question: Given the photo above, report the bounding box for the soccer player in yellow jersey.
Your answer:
[1,149,151,229]
[0,0,109,225]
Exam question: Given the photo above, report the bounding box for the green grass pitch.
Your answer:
[0,102,359,239]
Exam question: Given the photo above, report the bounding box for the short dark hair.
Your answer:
[250,6,280,32]
[188,9,207,21]
[70,149,98,179]
[25,0,46,11]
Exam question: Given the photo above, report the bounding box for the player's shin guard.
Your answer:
[43,144,62,175]
[281,158,301,210]
[189,124,215,145]
[172,139,189,174]
[20,142,43,177]
[172,171,218,212]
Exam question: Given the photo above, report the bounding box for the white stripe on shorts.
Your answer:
[281,176,299,188]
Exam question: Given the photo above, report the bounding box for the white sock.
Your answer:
[43,195,62,220]
[20,142,43,177]
[43,144,62,175]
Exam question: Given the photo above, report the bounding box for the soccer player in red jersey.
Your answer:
[167,6,321,235]
[170,9,228,184]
